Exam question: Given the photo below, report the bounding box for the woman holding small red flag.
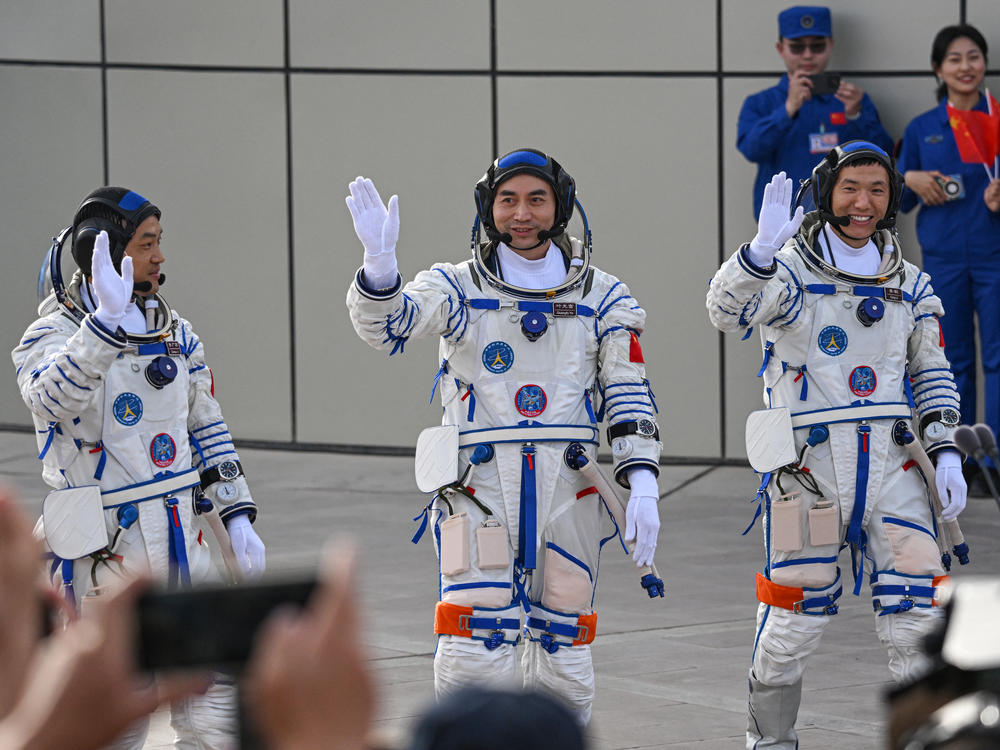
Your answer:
[898,24,1000,494]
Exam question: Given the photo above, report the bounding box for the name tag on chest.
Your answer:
[809,132,839,154]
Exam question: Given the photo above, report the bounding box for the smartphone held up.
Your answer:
[807,72,841,96]
[135,577,317,672]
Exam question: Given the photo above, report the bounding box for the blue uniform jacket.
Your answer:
[737,74,893,218]
[897,94,1000,255]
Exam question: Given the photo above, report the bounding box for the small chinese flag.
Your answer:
[629,331,644,363]
[947,93,1000,167]
[830,112,846,126]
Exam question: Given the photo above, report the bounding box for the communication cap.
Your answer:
[779,6,832,39]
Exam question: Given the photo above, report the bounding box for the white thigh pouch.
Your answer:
[41,486,108,559]
[769,495,803,553]
[436,497,513,610]
[769,555,838,589]
[440,512,471,576]
[878,516,943,577]
[745,408,796,473]
[541,543,594,613]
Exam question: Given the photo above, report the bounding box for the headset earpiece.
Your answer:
[72,218,129,276]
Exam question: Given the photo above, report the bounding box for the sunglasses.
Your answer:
[786,40,828,55]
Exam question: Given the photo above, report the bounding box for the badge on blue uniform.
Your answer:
[113,393,143,426]
[515,384,547,417]
[482,341,514,373]
[150,433,176,467]
[849,366,877,397]
[809,132,839,154]
[818,326,848,356]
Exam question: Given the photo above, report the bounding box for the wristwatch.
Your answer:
[919,408,960,440]
[214,482,239,501]
[200,459,244,490]
[607,418,659,443]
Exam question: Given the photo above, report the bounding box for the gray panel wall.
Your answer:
[1,0,994,461]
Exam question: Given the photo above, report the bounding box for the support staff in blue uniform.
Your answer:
[737,5,893,219]
[897,24,1000,493]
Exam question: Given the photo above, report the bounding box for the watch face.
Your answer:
[637,419,656,437]
[941,408,960,426]
[217,460,240,480]
[216,482,238,501]
[612,438,632,458]
[925,422,946,441]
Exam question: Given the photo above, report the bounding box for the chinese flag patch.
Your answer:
[830,112,846,126]
[629,331,644,363]
[938,319,945,348]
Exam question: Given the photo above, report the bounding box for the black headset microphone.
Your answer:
[953,425,1000,510]
[133,273,166,294]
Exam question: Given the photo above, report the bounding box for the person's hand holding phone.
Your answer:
[0,489,44,718]
[786,71,814,117]
[245,541,374,750]
[1,577,210,750]
[833,78,863,117]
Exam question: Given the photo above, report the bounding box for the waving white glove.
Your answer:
[748,172,805,268]
[90,230,133,331]
[625,467,660,568]
[935,449,967,521]
[346,177,399,290]
[228,514,266,581]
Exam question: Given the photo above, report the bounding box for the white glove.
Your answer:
[227,514,266,581]
[346,177,399,289]
[625,467,660,568]
[90,230,133,331]
[935,449,967,521]
[748,172,805,268]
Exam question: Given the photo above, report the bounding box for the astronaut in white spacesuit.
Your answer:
[12,186,266,750]
[706,141,969,749]
[345,149,663,724]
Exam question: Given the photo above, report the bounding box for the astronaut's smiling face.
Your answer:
[830,163,890,248]
[125,216,164,296]
[492,174,556,259]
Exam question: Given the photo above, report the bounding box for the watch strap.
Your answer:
[607,420,659,442]
[200,460,244,490]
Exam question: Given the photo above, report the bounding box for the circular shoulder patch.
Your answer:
[112,392,143,426]
[482,341,514,373]
[818,325,848,356]
[150,433,176,467]
[849,366,877,397]
[515,384,547,417]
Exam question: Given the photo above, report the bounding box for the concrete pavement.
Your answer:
[1,430,997,749]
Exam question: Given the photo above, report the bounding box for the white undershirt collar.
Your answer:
[496,242,566,290]
[818,225,880,277]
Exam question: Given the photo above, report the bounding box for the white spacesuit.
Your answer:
[12,187,264,750]
[345,150,663,724]
[706,143,967,749]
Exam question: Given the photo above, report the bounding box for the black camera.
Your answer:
[934,176,963,201]
[136,577,316,671]
[807,72,841,96]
